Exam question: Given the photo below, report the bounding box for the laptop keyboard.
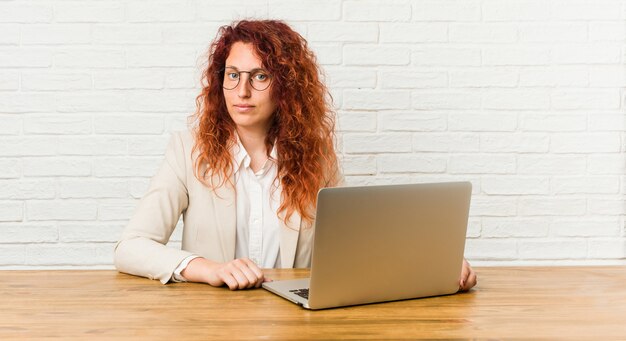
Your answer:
[289,288,309,299]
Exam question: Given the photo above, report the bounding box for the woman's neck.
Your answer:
[236,127,270,172]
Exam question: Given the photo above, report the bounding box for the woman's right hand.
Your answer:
[181,257,267,290]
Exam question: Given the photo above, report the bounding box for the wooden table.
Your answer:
[2,267,625,340]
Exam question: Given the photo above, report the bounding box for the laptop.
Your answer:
[262,181,472,310]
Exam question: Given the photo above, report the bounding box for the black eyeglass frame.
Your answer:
[221,67,273,91]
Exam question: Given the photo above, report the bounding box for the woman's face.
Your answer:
[223,42,277,135]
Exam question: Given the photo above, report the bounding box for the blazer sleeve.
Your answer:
[114,132,195,284]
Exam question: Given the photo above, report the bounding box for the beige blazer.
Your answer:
[114,131,332,284]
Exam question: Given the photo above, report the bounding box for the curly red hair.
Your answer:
[191,20,339,225]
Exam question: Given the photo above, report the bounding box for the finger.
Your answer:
[459,260,469,288]
[240,258,265,287]
[227,266,252,290]
[218,271,239,291]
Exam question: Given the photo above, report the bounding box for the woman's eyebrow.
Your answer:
[224,65,266,72]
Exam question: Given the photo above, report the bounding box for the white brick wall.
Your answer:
[0,0,624,268]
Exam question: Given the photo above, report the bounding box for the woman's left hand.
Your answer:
[458,258,477,292]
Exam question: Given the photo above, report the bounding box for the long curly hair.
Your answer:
[190,20,339,225]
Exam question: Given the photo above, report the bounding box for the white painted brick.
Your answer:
[551,219,620,237]
[0,180,56,200]
[340,155,376,176]
[128,90,196,112]
[412,47,481,66]
[0,159,21,179]
[519,114,586,132]
[412,91,481,110]
[93,157,161,177]
[161,23,224,45]
[551,133,620,153]
[484,89,550,109]
[268,0,341,21]
[309,43,342,65]
[465,218,481,238]
[59,179,128,199]
[25,243,113,265]
[337,113,376,132]
[54,48,125,68]
[127,46,202,67]
[378,154,447,173]
[412,0,481,21]
[519,198,586,216]
[481,177,550,195]
[380,23,447,43]
[380,71,447,89]
[343,90,410,110]
[58,136,127,156]
[343,134,412,154]
[519,66,589,87]
[0,201,24,222]
[519,23,588,42]
[0,3,53,23]
[56,93,127,113]
[0,137,57,157]
[128,179,151,199]
[21,72,92,91]
[0,115,21,135]
[23,157,91,177]
[98,200,137,221]
[165,114,190,133]
[27,200,98,221]
[0,48,52,67]
[128,136,170,155]
[482,0,548,21]
[0,245,25,265]
[552,176,620,194]
[449,24,517,43]
[0,71,19,90]
[381,113,446,132]
[588,239,626,259]
[550,1,622,20]
[325,67,377,89]
[587,198,625,216]
[553,44,621,64]
[58,222,124,243]
[127,1,195,22]
[588,154,625,174]
[480,133,549,153]
[196,1,268,21]
[0,24,19,45]
[465,239,517,260]
[589,66,626,87]
[0,224,58,243]
[552,90,620,110]
[518,240,587,259]
[21,24,91,45]
[589,22,626,42]
[0,93,56,113]
[308,23,377,42]
[482,219,549,238]
[343,0,411,22]
[344,45,410,66]
[449,68,518,88]
[448,113,517,132]
[54,2,124,22]
[483,46,551,66]
[165,68,199,89]
[24,114,92,135]
[449,154,516,174]
[412,133,480,152]
[518,155,586,175]
[94,70,165,90]
[94,115,164,134]
[93,24,162,44]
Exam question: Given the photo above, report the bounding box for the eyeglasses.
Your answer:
[222,67,272,91]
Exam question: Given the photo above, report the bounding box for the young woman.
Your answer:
[114,20,477,292]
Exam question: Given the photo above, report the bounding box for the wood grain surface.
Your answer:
[1,267,625,340]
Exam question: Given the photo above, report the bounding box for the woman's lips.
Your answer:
[234,104,254,113]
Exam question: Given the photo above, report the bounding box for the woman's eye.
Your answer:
[254,73,268,81]
[227,72,239,80]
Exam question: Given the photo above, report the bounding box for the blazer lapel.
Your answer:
[279,209,301,268]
